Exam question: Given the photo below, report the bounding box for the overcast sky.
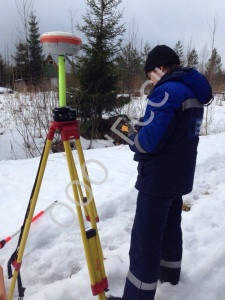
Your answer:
[1,0,225,66]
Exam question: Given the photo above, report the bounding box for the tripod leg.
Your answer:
[69,149,91,222]
[75,138,107,277]
[7,139,52,300]
[75,138,99,222]
[63,141,108,300]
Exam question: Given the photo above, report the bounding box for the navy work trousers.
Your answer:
[123,192,183,300]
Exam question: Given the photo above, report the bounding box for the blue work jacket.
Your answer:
[129,68,212,196]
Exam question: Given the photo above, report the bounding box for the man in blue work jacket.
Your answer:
[108,45,213,300]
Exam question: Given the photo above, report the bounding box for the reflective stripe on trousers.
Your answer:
[160,259,182,269]
[127,270,157,291]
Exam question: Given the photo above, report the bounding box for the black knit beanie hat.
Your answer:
[144,45,180,75]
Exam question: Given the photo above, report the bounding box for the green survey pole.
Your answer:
[58,55,66,107]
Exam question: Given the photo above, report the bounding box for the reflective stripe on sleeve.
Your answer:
[182,98,203,111]
[134,134,147,154]
[127,270,157,291]
[160,259,182,268]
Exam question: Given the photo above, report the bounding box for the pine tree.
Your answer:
[0,54,6,86]
[76,0,126,137]
[117,42,143,93]
[141,42,151,64]
[13,41,29,81]
[205,48,222,77]
[187,48,198,68]
[174,41,185,66]
[205,48,223,88]
[26,11,43,86]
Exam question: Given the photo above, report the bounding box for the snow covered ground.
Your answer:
[0,92,225,299]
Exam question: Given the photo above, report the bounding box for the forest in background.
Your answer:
[0,0,224,143]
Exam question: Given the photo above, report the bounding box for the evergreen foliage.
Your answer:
[0,54,14,87]
[205,48,224,89]
[13,11,43,87]
[0,54,6,86]
[117,41,143,93]
[13,41,29,81]
[174,41,185,66]
[205,48,222,78]
[26,11,43,86]
[187,48,198,68]
[116,41,151,94]
[75,0,127,138]
[141,42,152,64]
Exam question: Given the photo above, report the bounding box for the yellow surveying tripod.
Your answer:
[7,32,108,300]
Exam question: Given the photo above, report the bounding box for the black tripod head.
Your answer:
[53,107,76,122]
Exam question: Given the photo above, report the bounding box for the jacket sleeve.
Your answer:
[129,86,179,153]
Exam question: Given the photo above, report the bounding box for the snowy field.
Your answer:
[0,91,225,299]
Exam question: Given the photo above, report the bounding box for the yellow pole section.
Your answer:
[58,55,66,107]
[7,139,52,300]
[98,293,107,300]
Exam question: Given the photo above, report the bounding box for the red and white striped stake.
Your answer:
[0,201,57,249]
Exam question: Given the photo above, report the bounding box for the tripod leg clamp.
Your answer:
[91,277,109,296]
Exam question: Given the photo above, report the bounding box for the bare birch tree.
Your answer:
[204,16,218,135]
[16,0,33,40]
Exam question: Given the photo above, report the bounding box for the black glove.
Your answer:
[127,123,136,136]
[134,117,144,132]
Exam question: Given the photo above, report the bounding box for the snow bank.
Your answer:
[0,92,225,299]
